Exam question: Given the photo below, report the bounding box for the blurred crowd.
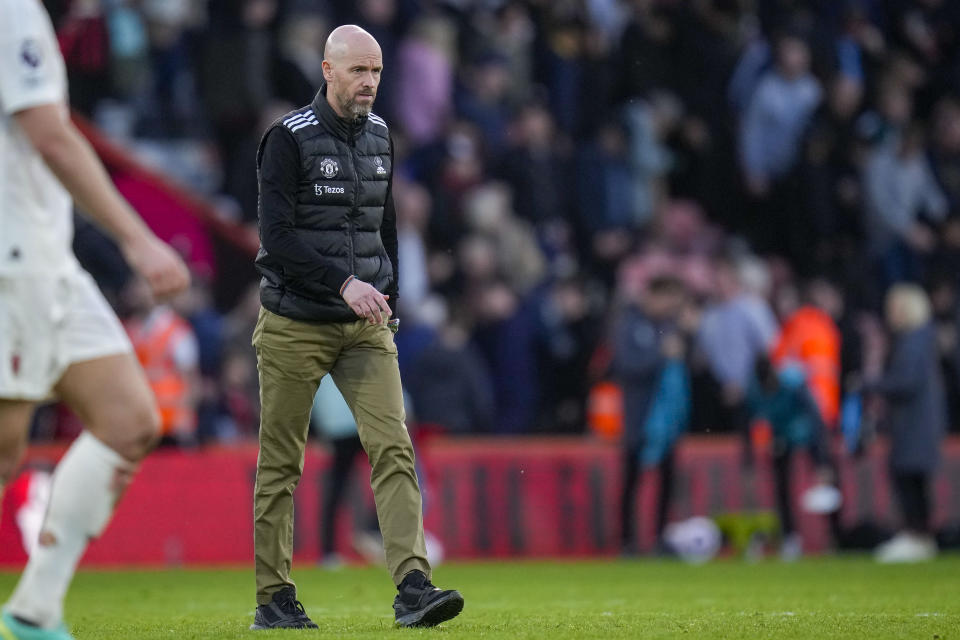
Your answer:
[39,0,960,474]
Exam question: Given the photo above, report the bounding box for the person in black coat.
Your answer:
[612,274,688,555]
[865,284,946,562]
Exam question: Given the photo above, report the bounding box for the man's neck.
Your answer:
[326,91,348,119]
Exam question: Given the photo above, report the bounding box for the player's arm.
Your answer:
[13,103,189,297]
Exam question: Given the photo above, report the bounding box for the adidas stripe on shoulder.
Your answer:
[283,109,319,133]
[367,113,388,130]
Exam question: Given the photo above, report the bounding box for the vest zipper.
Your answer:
[348,134,360,277]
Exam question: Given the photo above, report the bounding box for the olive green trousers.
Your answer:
[252,307,430,605]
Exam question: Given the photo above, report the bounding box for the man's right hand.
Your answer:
[342,278,391,324]
[122,234,190,299]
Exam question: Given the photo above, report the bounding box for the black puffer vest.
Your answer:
[255,86,393,322]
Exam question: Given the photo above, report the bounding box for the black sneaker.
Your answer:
[250,586,319,630]
[393,570,464,628]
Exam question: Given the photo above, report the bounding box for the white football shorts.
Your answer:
[0,268,132,401]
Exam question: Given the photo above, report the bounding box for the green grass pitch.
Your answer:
[1,556,957,639]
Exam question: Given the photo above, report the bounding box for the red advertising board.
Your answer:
[1,437,959,567]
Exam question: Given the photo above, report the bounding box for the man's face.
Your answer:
[323,41,383,120]
[644,289,682,320]
[885,296,904,331]
[777,37,810,79]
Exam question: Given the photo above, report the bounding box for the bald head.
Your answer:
[324,25,381,61]
[322,25,384,121]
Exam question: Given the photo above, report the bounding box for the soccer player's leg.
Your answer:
[0,402,36,636]
[0,611,73,640]
[0,400,35,532]
[4,353,155,636]
[331,321,463,628]
[0,271,42,517]
[0,399,33,491]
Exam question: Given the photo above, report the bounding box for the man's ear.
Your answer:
[322,60,334,83]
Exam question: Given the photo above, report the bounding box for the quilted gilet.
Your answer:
[255,87,394,322]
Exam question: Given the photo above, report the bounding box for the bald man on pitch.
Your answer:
[250,25,463,629]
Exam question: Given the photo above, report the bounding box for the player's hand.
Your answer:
[122,234,191,299]
[342,278,391,324]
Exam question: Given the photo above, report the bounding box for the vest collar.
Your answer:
[312,84,368,142]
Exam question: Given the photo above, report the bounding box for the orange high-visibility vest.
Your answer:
[771,306,841,427]
[587,380,624,440]
[125,309,196,437]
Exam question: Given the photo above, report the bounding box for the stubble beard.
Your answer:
[337,91,374,122]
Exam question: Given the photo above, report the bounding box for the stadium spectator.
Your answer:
[930,98,960,212]
[577,121,633,235]
[103,0,152,103]
[623,93,679,228]
[408,318,495,434]
[613,272,689,555]
[272,10,328,107]
[862,123,948,286]
[198,0,277,200]
[858,80,913,150]
[617,0,678,102]
[394,15,456,147]
[747,356,832,560]
[311,376,364,567]
[800,74,866,268]
[889,0,960,74]
[496,102,572,227]
[696,253,778,442]
[480,2,537,104]
[139,0,204,135]
[928,275,960,429]
[462,183,546,297]
[169,275,224,443]
[470,279,540,434]
[771,279,843,428]
[347,0,400,122]
[455,51,513,156]
[394,179,432,317]
[740,34,823,175]
[866,284,946,563]
[422,121,486,251]
[121,276,200,446]
[56,0,111,115]
[536,276,601,433]
[207,347,260,441]
[739,33,822,260]
[171,275,223,386]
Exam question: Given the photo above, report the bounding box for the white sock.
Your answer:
[5,432,133,628]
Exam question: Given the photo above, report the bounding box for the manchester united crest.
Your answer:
[320,158,339,179]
